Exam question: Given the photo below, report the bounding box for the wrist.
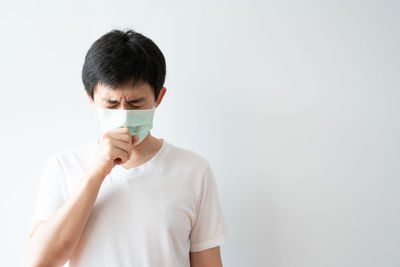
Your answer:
[86,167,107,184]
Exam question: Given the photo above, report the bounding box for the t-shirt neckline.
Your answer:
[116,138,167,175]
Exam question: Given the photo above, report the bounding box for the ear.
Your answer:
[155,87,167,108]
[85,89,94,105]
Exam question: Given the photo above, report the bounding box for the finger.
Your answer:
[110,139,132,160]
[111,146,129,164]
[112,127,132,135]
[106,131,132,144]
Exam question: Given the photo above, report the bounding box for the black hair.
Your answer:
[82,28,166,102]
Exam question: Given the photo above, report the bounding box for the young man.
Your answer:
[26,29,229,267]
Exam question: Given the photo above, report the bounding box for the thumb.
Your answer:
[132,135,140,145]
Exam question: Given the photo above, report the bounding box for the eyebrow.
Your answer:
[102,97,145,104]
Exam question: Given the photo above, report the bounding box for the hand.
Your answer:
[89,127,140,178]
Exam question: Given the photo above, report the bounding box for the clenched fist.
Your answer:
[89,127,139,178]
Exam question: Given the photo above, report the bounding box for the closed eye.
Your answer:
[105,104,140,109]
[102,97,144,106]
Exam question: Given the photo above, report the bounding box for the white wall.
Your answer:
[1,0,399,266]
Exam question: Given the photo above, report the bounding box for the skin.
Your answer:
[26,81,223,267]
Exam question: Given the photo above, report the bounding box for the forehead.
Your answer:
[94,82,152,99]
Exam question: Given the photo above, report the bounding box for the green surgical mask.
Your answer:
[94,104,156,145]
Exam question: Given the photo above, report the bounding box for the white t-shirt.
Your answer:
[30,138,229,267]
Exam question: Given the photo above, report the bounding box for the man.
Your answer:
[26,29,229,267]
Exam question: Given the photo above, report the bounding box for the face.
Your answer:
[87,81,166,110]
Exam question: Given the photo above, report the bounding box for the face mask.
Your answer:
[93,103,156,145]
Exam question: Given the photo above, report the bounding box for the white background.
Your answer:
[0,0,399,266]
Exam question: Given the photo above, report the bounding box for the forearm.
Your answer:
[27,169,105,267]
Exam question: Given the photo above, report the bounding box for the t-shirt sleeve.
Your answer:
[30,152,65,226]
[189,162,229,252]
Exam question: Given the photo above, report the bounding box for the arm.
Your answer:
[189,163,228,267]
[190,246,223,267]
[26,127,135,267]
[26,169,106,267]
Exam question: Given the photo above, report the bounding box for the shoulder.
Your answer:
[46,139,97,170]
[164,140,210,172]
